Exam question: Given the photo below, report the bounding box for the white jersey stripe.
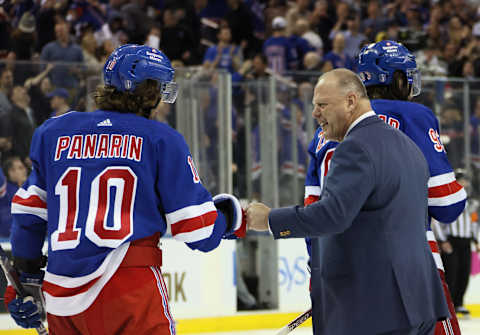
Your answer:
[428,188,466,207]
[426,230,436,241]
[166,202,216,225]
[304,186,321,198]
[44,243,129,316]
[172,225,214,243]
[0,181,6,198]
[15,185,47,202]
[11,203,47,221]
[432,252,444,272]
[427,228,445,271]
[44,243,129,288]
[428,172,455,188]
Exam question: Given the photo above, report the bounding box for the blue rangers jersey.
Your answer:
[371,99,466,222]
[304,100,467,268]
[11,110,228,316]
[304,128,338,257]
[263,36,298,75]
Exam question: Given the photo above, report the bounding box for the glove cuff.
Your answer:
[233,209,247,238]
[13,256,47,274]
[212,193,242,232]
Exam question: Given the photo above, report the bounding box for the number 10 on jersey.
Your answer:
[52,166,138,251]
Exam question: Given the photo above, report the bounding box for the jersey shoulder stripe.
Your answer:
[11,185,48,220]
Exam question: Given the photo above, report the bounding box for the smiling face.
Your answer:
[312,69,371,141]
[312,78,351,141]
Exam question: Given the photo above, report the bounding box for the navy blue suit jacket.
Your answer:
[269,115,449,334]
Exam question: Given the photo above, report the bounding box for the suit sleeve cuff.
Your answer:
[268,206,298,239]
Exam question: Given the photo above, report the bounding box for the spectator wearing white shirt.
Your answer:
[415,41,447,77]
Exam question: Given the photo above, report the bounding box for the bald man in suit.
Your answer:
[247,69,449,335]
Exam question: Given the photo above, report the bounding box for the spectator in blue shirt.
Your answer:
[322,32,355,71]
[47,88,71,117]
[329,15,366,59]
[263,16,298,75]
[203,25,242,74]
[289,20,315,70]
[40,21,84,89]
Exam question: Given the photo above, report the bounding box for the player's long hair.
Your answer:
[365,70,411,101]
[93,79,161,118]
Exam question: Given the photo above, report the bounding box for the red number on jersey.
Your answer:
[428,128,444,152]
[187,155,200,183]
[323,149,335,177]
[51,166,137,250]
[86,167,137,248]
[378,114,400,129]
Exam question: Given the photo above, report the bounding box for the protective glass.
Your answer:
[407,68,421,96]
[161,82,178,103]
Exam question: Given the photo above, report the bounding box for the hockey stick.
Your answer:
[0,245,48,335]
[275,308,312,335]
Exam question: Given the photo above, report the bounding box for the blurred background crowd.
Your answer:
[0,0,479,220]
[0,0,479,313]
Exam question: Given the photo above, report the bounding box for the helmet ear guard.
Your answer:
[357,40,421,97]
[103,44,178,103]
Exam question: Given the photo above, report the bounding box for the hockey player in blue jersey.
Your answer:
[3,44,246,334]
[359,41,465,335]
[305,40,466,335]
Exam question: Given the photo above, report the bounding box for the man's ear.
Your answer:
[346,92,357,111]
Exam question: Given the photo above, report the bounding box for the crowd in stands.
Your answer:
[1,0,480,232]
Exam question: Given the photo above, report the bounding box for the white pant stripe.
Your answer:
[447,319,454,335]
[150,266,176,334]
[442,320,449,335]
[155,267,175,325]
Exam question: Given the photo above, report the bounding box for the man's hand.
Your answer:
[246,202,271,231]
[439,241,453,254]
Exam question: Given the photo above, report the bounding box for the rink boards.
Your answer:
[0,239,478,333]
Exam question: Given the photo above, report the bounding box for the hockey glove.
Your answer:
[213,193,246,238]
[4,271,46,329]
